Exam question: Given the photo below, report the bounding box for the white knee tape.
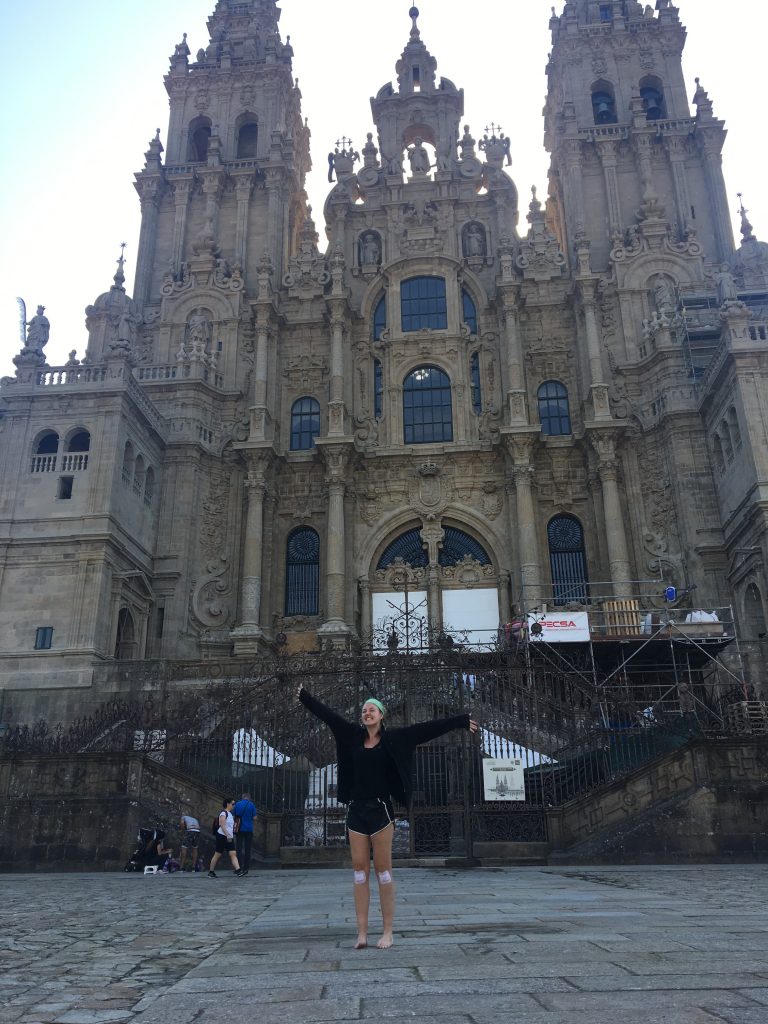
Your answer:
[353,870,367,885]
[377,870,392,885]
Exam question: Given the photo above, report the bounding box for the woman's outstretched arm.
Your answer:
[398,714,478,747]
[297,685,356,739]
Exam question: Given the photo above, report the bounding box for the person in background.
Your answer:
[179,809,201,872]
[233,791,257,876]
[208,797,243,878]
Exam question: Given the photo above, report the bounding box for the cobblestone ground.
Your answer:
[2,866,768,1023]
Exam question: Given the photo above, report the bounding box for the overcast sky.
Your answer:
[1,0,764,377]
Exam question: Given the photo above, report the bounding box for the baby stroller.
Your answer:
[124,827,167,872]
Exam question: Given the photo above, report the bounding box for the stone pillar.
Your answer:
[317,444,354,646]
[666,136,693,238]
[497,570,511,626]
[700,137,736,262]
[579,279,611,421]
[250,323,270,440]
[359,577,371,640]
[233,172,255,269]
[504,434,543,608]
[564,138,586,238]
[169,176,193,272]
[597,140,622,238]
[134,179,162,307]
[231,454,273,654]
[328,316,346,436]
[427,565,442,636]
[501,292,527,425]
[591,432,632,592]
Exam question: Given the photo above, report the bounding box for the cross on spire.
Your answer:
[336,136,353,153]
[485,123,503,138]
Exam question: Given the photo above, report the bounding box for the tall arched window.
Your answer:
[122,442,135,485]
[290,397,320,451]
[439,527,491,567]
[66,430,90,453]
[401,277,447,332]
[721,420,734,462]
[377,527,428,570]
[538,381,572,435]
[236,121,258,159]
[592,81,618,125]
[712,434,725,474]
[35,431,59,455]
[373,294,387,342]
[744,583,767,639]
[144,466,155,507]
[403,366,453,444]
[187,116,212,162]
[470,352,482,416]
[374,359,383,420]
[115,608,137,660]
[728,407,742,450]
[548,515,589,605]
[640,77,666,120]
[285,527,320,616]
[462,289,478,335]
[133,455,146,497]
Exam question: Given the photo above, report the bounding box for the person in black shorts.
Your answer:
[298,686,478,949]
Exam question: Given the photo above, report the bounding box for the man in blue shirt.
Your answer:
[233,791,257,875]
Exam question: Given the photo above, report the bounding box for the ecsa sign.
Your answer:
[527,611,590,643]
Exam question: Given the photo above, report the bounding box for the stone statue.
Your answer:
[26,305,50,354]
[360,232,381,266]
[458,125,476,161]
[188,309,211,355]
[117,311,134,348]
[652,276,677,317]
[407,137,430,176]
[715,265,739,306]
[436,148,452,174]
[463,223,486,258]
[386,152,403,176]
[362,132,379,169]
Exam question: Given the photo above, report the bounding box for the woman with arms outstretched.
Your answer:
[298,685,478,950]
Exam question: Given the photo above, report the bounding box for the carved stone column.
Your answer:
[597,140,622,238]
[420,522,446,638]
[359,577,371,640]
[233,171,255,268]
[503,433,543,607]
[169,175,194,272]
[666,136,693,239]
[699,135,735,262]
[563,137,586,238]
[591,432,632,592]
[134,178,162,307]
[232,453,273,654]
[250,253,274,441]
[578,279,611,421]
[317,443,355,646]
[500,289,527,426]
[328,316,346,436]
[497,570,512,625]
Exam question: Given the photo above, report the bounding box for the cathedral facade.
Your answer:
[2,0,768,708]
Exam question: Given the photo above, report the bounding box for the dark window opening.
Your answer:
[413,66,421,92]
[538,380,572,436]
[548,516,589,605]
[290,397,320,451]
[34,626,53,650]
[592,88,618,125]
[374,359,383,420]
[67,430,90,453]
[115,607,137,661]
[599,4,613,22]
[401,277,448,332]
[237,122,259,159]
[377,528,428,570]
[36,432,59,455]
[462,288,478,334]
[188,120,212,162]
[285,527,320,616]
[373,295,387,341]
[155,606,165,640]
[58,476,74,500]
[470,353,482,416]
[641,85,666,121]
[403,366,453,444]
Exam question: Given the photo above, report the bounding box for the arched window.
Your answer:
[187,117,212,162]
[374,359,383,420]
[66,430,90,453]
[592,82,618,125]
[462,289,478,335]
[712,434,725,474]
[548,515,589,605]
[115,608,137,661]
[403,366,453,444]
[744,583,767,639]
[721,420,734,462]
[728,407,742,450]
[121,442,135,486]
[438,527,491,567]
[538,381,572,436]
[285,527,320,616]
[470,352,482,416]
[236,120,258,159]
[144,466,155,507]
[640,77,666,120]
[401,277,447,332]
[133,455,146,497]
[373,294,387,342]
[377,527,428,570]
[290,397,320,451]
[35,431,59,455]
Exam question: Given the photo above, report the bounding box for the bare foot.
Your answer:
[354,935,368,950]
[376,932,394,949]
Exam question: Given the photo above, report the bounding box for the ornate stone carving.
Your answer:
[283,208,330,296]
[190,554,234,630]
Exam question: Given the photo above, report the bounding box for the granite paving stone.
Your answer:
[2,866,768,1023]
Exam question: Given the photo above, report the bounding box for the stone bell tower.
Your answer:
[544,0,734,271]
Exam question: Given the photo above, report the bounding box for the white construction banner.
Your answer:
[482,757,526,802]
[527,611,590,643]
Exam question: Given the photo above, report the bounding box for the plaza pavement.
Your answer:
[1,866,768,1023]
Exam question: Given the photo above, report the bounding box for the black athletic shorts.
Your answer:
[347,798,394,837]
[215,833,235,853]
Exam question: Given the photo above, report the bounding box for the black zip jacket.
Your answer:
[299,688,470,805]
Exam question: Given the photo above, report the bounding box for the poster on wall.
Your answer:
[482,757,526,801]
[527,611,590,643]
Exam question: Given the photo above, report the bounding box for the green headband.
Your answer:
[362,698,386,717]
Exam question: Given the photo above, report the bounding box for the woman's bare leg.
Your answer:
[348,830,372,948]
[371,824,395,949]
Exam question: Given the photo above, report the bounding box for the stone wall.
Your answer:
[547,737,768,864]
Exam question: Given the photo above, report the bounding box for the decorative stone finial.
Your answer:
[409,6,420,38]
[114,243,127,289]
[738,193,755,242]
